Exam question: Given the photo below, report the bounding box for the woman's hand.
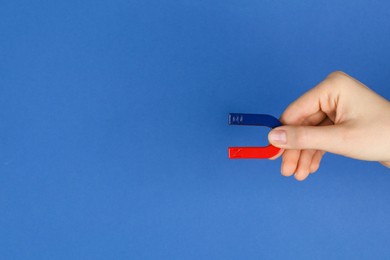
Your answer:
[268,71,390,181]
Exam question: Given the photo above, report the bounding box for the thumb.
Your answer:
[268,125,345,152]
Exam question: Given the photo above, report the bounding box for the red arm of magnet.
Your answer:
[228,145,281,159]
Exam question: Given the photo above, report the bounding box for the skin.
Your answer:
[268,71,390,181]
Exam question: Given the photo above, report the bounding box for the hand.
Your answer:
[268,71,390,181]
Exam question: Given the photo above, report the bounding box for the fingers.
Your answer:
[268,112,326,161]
[294,150,317,181]
[268,124,346,154]
[281,150,300,176]
[275,116,333,181]
[281,87,327,125]
[280,149,324,181]
[280,74,340,125]
[280,88,322,124]
[310,150,325,173]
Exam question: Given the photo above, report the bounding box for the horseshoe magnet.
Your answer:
[228,113,282,159]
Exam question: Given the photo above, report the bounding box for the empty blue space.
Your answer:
[1,0,390,259]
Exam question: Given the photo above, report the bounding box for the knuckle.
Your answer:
[327,70,347,79]
[324,71,352,89]
[316,71,352,98]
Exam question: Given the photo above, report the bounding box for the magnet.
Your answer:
[228,113,282,159]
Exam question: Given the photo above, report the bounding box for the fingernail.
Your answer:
[269,129,287,144]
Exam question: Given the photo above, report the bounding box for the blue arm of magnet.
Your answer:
[228,113,282,128]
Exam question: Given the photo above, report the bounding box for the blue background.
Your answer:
[1,0,390,259]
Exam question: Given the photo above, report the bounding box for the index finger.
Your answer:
[280,78,338,126]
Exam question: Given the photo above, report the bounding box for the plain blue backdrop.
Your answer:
[1,0,390,259]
